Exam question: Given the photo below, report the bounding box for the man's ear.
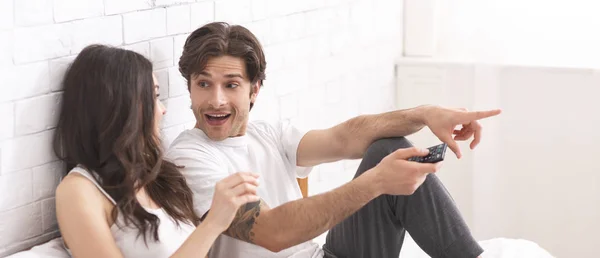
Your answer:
[250,82,260,103]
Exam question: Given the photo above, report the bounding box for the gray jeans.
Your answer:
[322,137,483,258]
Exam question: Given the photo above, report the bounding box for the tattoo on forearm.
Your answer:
[225,200,262,243]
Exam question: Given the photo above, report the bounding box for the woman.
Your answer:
[53,44,259,258]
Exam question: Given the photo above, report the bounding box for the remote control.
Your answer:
[407,143,448,163]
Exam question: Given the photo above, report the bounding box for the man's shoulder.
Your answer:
[247,119,276,131]
[248,119,291,136]
[166,129,218,158]
[247,120,285,144]
[169,129,202,147]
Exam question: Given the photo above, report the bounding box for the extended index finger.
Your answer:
[465,109,502,121]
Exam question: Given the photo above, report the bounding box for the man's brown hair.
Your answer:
[179,22,267,92]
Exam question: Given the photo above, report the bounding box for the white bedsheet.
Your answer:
[399,233,555,258]
[7,235,554,258]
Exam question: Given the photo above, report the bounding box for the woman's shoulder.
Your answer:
[55,168,115,219]
[55,169,119,254]
[56,174,102,205]
[57,172,100,200]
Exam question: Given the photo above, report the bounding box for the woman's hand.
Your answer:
[204,172,261,231]
[171,172,260,258]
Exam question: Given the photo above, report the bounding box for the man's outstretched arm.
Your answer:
[296,105,502,167]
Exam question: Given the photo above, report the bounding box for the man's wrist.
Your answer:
[414,104,435,127]
[360,167,385,198]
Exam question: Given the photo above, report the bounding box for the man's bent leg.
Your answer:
[322,137,483,258]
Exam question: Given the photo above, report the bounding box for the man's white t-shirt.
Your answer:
[166,120,324,258]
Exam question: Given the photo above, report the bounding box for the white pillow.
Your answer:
[478,238,555,258]
[400,233,555,258]
[5,238,69,258]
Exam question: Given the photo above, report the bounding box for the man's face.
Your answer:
[190,55,259,141]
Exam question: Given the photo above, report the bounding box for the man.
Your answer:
[167,22,501,258]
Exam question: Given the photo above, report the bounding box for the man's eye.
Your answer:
[227,83,239,88]
[198,82,209,87]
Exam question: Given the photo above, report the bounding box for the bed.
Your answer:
[6,233,555,258]
[7,181,555,258]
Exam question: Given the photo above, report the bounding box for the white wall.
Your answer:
[0,0,404,256]
[426,0,600,69]
[395,60,600,258]
[400,1,600,257]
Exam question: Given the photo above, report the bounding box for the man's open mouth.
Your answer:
[205,114,231,121]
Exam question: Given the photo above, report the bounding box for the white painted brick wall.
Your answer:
[104,0,153,15]
[40,198,57,233]
[250,0,268,21]
[49,57,76,92]
[168,67,188,97]
[1,130,57,173]
[0,103,14,140]
[53,0,104,23]
[0,0,404,255]
[173,33,189,64]
[14,0,53,27]
[215,0,252,24]
[151,37,175,69]
[0,62,50,102]
[0,169,33,211]
[156,0,195,7]
[0,0,13,30]
[13,24,70,64]
[190,2,214,29]
[123,8,167,44]
[14,93,62,136]
[166,5,191,35]
[32,161,64,202]
[0,30,12,68]
[69,16,123,54]
[162,95,194,128]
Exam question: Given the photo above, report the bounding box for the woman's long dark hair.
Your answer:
[54,44,200,243]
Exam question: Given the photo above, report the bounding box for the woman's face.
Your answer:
[153,74,167,137]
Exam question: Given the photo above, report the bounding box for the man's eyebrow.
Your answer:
[225,73,244,79]
[196,71,212,78]
[194,71,245,80]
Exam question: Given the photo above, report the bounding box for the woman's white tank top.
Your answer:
[64,166,195,257]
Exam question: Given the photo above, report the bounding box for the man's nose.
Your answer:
[208,87,226,108]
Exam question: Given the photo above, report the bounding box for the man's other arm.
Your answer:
[296,106,428,167]
[223,169,382,252]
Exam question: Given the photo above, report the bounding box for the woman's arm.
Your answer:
[169,219,222,258]
[55,174,124,258]
[170,172,261,258]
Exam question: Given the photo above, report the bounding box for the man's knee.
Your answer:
[353,137,414,179]
[364,137,414,163]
